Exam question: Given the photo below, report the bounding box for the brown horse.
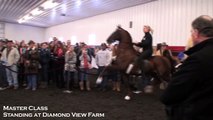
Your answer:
[106,26,172,100]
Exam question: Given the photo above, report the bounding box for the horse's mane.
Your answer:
[119,28,133,43]
[118,28,135,51]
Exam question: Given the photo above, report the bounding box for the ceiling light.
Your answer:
[62,4,67,13]
[18,15,33,24]
[17,0,59,24]
[18,19,25,23]
[23,15,33,20]
[76,0,82,7]
[41,0,59,9]
[30,8,44,15]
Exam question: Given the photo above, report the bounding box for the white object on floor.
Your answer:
[124,95,131,100]
[96,77,103,84]
[133,91,142,94]
[63,90,72,94]
[0,87,6,91]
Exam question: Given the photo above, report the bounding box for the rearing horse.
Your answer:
[106,26,172,100]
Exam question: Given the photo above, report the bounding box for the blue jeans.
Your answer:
[64,71,75,90]
[27,75,37,89]
[6,65,18,87]
[80,68,88,81]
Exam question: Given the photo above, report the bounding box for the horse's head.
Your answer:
[106,26,123,44]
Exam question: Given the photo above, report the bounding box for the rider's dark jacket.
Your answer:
[161,38,213,120]
[134,32,153,59]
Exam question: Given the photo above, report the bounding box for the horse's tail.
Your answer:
[162,50,177,74]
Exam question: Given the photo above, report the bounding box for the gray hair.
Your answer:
[192,15,213,37]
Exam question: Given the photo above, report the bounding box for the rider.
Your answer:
[126,25,153,74]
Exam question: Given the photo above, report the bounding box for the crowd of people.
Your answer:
[0,37,121,93]
[0,32,178,94]
[1,15,213,120]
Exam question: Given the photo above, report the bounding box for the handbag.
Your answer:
[96,76,103,84]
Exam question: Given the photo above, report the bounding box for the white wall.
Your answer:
[45,0,213,46]
[5,23,45,43]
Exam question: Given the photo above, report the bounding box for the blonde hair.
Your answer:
[144,25,154,34]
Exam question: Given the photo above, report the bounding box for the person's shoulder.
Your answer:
[106,49,111,53]
[11,47,19,51]
[146,33,152,38]
[96,50,101,54]
[196,45,213,60]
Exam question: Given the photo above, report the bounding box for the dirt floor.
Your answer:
[0,76,167,120]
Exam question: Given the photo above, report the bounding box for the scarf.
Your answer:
[83,53,89,69]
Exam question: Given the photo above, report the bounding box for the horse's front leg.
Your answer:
[122,74,133,101]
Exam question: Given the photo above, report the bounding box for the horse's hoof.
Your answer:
[124,96,131,100]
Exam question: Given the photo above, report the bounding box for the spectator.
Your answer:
[155,42,168,56]
[64,46,76,93]
[66,40,71,49]
[39,42,51,88]
[53,41,65,88]
[95,43,111,91]
[0,39,8,90]
[24,40,39,91]
[79,44,91,91]
[1,40,20,89]
[108,44,121,92]
[18,40,27,87]
[48,41,55,84]
[161,15,213,120]
[74,43,81,85]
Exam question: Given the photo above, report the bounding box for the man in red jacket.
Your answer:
[161,15,213,120]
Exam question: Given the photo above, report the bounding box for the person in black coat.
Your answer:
[161,15,213,120]
[39,42,51,87]
[134,25,153,61]
[0,39,7,89]
[126,25,153,74]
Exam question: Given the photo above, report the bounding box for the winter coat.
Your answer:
[39,48,51,65]
[79,53,91,69]
[64,51,76,72]
[161,38,213,120]
[24,48,39,74]
[1,47,20,66]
